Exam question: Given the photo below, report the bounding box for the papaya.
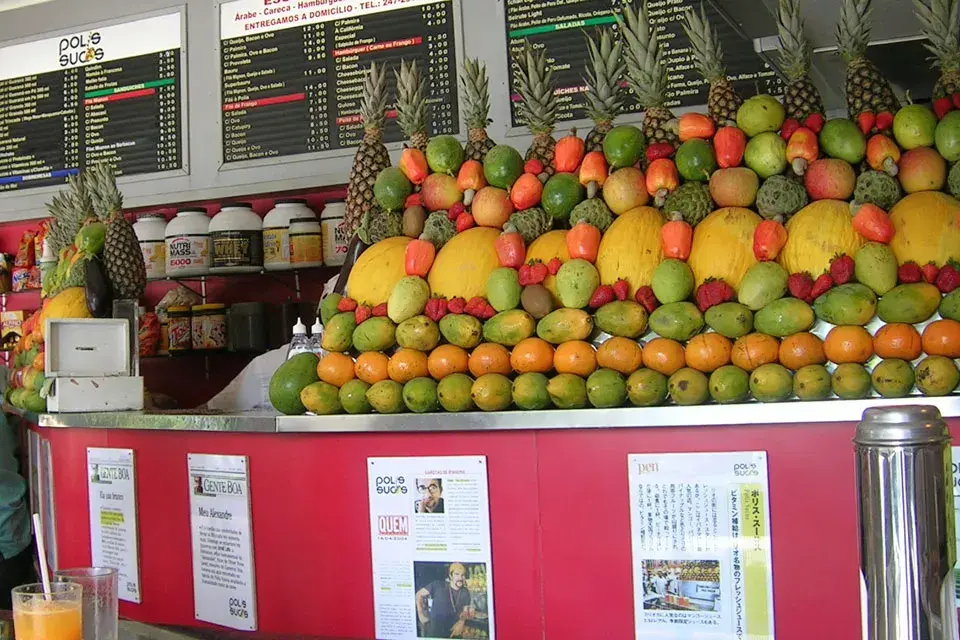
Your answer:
[321,312,357,352]
[709,365,749,404]
[831,363,872,399]
[586,369,628,408]
[704,302,754,339]
[346,237,411,305]
[437,373,476,412]
[352,317,398,352]
[269,353,320,415]
[754,298,814,337]
[877,283,941,323]
[339,379,372,414]
[749,363,793,402]
[854,242,898,296]
[547,373,589,409]
[402,377,440,413]
[793,364,832,401]
[940,288,960,321]
[813,284,877,326]
[482,309,536,347]
[871,359,915,398]
[915,356,960,396]
[472,373,514,411]
[395,316,440,351]
[668,368,710,405]
[594,301,648,338]
[537,309,594,344]
[512,372,552,410]
[737,262,788,311]
[626,369,669,406]
[300,381,342,415]
[439,314,483,348]
[648,302,704,341]
[320,293,342,325]
[367,380,407,413]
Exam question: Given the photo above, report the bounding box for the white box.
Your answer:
[46,376,144,413]
[45,318,130,377]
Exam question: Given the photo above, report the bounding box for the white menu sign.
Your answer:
[368,456,495,640]
[187,454,257,631]
[87,447,141,603]
[628,452,774,640]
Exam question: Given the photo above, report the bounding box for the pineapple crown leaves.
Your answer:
[459,57,492,130]
[616,0,668,108]
[914,0,960,71]
[394,58,427,139]
[777,0,813,81]
[360,62,390,134]
[682,4,728,83]
[836,0,873,62]
[86,163,123,220]
[512,41,559,135]
[582,27,626,124]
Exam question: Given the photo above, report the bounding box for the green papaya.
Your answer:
[352,317,398,352]
[537,309,594,344]
[854,242,898,295]
[395,315,440,351]
[877,283,941,323]
[594,301,648,338]
[940,288,960,322]
[737,262,788,311]
[813,284,877,326]
[321,312,356,352]
[704,302,754,339]
[321,293,343,325]
[754,298,815,337]
[482,309,536,347]
[648,302,704,341]
[439,314,483,348]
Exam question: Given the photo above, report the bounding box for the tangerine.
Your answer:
[922,319,960,357]
[553,341,598,377]
[684,333,732,373]
[316,352,356,387]
[596,337,644,375]
[824,325,874,364]
[387,348,430,383]
[778,332,826,371]
[427,345,470,380]
[468,343,512,377]
[510,338,555,374]
[355,351,390,384]
[730,333,779,372]
[641,337,686,376]
[873,323,923,360]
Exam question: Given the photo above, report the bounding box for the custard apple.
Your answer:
[756,175,808,220]
[663,182,713,225]
[854,170,902,210]
[569,198,614,232]
[357,208,402,245]
[507,207,552,244]
[421,211,456,249]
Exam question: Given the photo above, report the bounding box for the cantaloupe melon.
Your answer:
[595,206,663,295]
[688,207,761,289]
[526,229,569,305]
[427,227,500,300]
[779,200,864,276]
[38,287,91,339]
[889,191,960,267]
[346,237,411,306]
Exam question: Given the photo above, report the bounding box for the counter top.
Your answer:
[6,395,960,433]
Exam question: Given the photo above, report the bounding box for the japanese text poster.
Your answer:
[628,452,774,639]
[368,456,495,640]
[87,447,141,603]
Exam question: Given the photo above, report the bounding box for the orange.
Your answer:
[778,332,826,371]
[510,338,555,374]
[922,319,960,357]
[316,352,356,387]
[684,333,732,373]
[468,343,512,377]
[641,337,686,376]
[427,345,470,380]
[553,341,597,377]
[824,325,874,364]
[596,337,643,375]
[731,333,779,372]
[874,323,923,360]
[355,351,390,384]
[387,348,430,383]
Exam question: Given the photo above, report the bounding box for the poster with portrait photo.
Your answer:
[368,456,495,640]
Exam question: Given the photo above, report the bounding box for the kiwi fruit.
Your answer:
[521,284,554,319]
[402,205,426,238]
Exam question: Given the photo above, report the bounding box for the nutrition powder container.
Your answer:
[289,217,324,268]
[133,212,167,279]
[319,200,348,267]
[263,199,316,271]
[165,208,211,277]
[209,202,263,273]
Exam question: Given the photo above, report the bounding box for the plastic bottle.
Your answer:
[308,318,327,358]
[286,318,311,360]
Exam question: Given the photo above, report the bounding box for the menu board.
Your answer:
[0,13,183,192]
[219,0,459,164]
[504,0,783,127]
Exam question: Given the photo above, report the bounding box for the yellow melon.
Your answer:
[346,236,411,306]
[779,200,864,276]
[526,229,570,305]
[688,207,761,289]
[428,227,500,300]
[38,287,91,339]
[595,206,664,295]
[889,191,960,267]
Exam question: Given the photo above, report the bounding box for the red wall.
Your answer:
[36,417,898,639]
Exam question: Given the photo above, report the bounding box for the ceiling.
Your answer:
[0,0,53,11]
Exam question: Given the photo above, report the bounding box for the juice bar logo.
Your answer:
[90,463,130,484]
[192,474,245,497]
[375,475,408,495]
[59,31,104,68]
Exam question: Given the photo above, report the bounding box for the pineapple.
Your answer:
[88,163,146,300]
[682,5,742,125]
[513,42,558,175]
[618,0,677,146]
[582,27,626,152]
[836,0,900,118]
[44,176,94,296]
[914,0,960,99]
[460,57,496,161]
[345,62,392,237]
[394,59,428,152]
[777,0,825,121]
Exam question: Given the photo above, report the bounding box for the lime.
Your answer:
[675,139,718,182]
[894,104,937,150]
[483,145,525,189]
[603,125,645,169]
[374,167,413,211]
[425,135,465,175]
[541,172,585,220]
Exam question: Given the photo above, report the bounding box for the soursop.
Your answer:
[949,162,960,199]
[756,175,808,220]
[508,207,552,244]
[357,207,402,245]
[855,170,902,210]
[663,182,713,225]
[420,211,456,249]
[569,198,614,232]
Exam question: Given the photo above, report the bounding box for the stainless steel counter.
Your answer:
[6,395,960,433]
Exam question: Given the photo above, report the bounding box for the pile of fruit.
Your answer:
[266,0,960,416]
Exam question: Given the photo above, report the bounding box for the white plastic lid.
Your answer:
[310,319,322,335]
[292,318,307,335]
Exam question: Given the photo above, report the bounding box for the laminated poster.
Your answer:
[368,456,494,640]
[87,448,141,603]
[950,446,960,626]
[628,452,774,639]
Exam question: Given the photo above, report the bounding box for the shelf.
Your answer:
[1,288,41,296]
[140,350,265,360]
[147,265,332,283]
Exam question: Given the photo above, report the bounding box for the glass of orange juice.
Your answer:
[11,582,82,640]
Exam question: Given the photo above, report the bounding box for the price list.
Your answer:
[220,0,458,164]
[0,13,184,192]
[504,0,783,127]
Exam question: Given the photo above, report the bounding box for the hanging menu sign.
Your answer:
[504,0,783,127]
[0,13,184,192]
[219,0,459,164]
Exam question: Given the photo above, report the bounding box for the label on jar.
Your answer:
[192,313,227,350]
[168,316,192,351]
[140,240,166,279]
[166,235,211,273]
[212,230,263,268]
[263,227,290,266]
[321,218,348,267]
[289,230,322,265]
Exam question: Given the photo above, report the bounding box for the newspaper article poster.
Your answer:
[949,446,960,627]
[368,456,494,640]
[87,447,141,603]
[628,452,774,639]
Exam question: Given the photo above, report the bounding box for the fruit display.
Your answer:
[272,0,960,417]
